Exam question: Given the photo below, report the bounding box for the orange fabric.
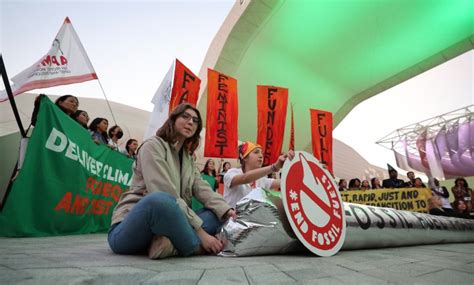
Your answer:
[204,69,239,158]
[310,109,333,174]
[289,103,295,151]
[217,183,224,196]
[169,59,201,113]
[257,86,288,166]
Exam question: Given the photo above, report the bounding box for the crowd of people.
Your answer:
[337,167,473,219]
[337,169,426,191]
[48,94,139,160]
[32,94,473,260]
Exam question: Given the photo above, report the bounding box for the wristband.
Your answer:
[270,163,278,173]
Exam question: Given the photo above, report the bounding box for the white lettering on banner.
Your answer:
[65,139,78,161]
[45,128,68,152]
[44,127,132,185]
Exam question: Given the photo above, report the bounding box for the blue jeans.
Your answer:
[108,192,223,256]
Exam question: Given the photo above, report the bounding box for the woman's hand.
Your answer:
[274,150,295,170]
[197,228,224,254]
[225,209,237,220]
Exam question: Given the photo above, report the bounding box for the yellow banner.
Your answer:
[340,188,432,213]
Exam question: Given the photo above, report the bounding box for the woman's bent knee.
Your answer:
[141,192,177,209]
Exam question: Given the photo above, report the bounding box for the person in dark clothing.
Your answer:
[405,171,416,187]
[429,195,454,217]
[348,178,361,190]
[382,164,405,188]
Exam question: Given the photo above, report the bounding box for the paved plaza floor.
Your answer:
[0,234,472,284]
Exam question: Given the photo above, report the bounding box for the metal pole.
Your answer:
[0,54,27,138]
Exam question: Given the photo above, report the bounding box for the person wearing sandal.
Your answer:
[108,103,236,259]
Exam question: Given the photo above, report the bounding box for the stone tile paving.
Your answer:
[0,234,472,284]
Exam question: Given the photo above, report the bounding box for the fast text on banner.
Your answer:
[310,109,333,174]
[169,59,201,113]
[204,69,238,158]
[0,96,133,237]
[257,86,288,166]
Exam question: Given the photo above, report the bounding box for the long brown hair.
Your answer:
[156,103,202,154]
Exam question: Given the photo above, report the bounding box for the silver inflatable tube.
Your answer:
[219,189,474,256]
[342,202,474,250]
[219,189,300,257]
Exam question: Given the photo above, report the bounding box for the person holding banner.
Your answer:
[108,103,236,259]
[223,141,294,208]
[71,110,89,129]
[382,165,405,188]
[89,118,109,145]
[55,95,79,115]
[371,177,382,189]
[122,139,138,160]
[108,125,124,151]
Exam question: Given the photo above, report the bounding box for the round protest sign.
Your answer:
[281,151,346,256]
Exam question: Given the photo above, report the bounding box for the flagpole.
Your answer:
[0,55,26,138]
[96,79,118,127]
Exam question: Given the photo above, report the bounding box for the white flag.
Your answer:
[143,61,175,140]
[0,17,97,102]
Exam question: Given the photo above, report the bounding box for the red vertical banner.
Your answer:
[204,69,238,158]
[169,59,201,113]
[310,109,333,174]
[257,85,288,166]
[289,103,295,151]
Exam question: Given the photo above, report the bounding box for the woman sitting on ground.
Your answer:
[108,103,236,259]
[89,117,109,145]
[223,141,294,208]
[71,110,89,129]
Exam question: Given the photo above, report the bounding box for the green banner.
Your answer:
[0,97,133,237]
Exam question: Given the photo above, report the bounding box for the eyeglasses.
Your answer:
[180,112,199,124]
